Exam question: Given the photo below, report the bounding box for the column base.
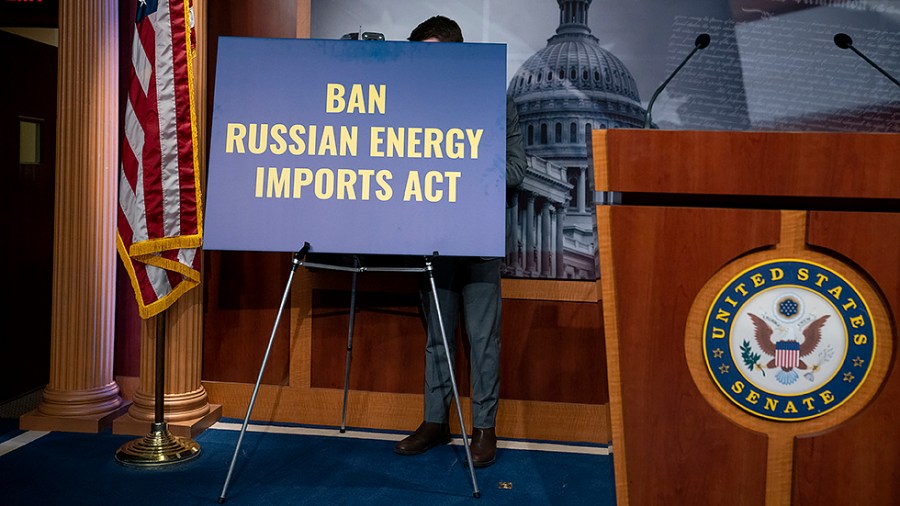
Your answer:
[111,404,222,439]
[19,401,132,433]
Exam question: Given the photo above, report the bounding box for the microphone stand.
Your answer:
[834,33,900,89]
[644,33,711,129]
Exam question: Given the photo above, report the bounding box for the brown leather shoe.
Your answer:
[394,421,451,455]
[469,427,497,467]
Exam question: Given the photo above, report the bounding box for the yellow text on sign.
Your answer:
[325,83,386,114]
[403,171,461,203]
[255,167,393,201]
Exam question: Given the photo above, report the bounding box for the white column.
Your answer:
[525,193,536,273]
[556,205,568,278]
[21,0,126,433]
[541,201,553,276]
[507,191,520,268]
[577,166,587,213]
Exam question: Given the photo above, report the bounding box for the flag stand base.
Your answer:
[115,422,200,467]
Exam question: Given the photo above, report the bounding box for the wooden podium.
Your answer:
[593,129,899,505]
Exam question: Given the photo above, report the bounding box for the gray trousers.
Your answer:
[422,256,501,429]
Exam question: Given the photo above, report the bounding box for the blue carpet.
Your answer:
[0,420,615,505]
[0,418,20,443]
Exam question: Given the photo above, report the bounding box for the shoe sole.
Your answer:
[472,457,496,468]
[393,437,451,456]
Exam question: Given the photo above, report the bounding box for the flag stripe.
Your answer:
[169,2,198,238]
[139,11,165,243]
[121,99,146,242]
[775,348,800,368]
[153,3,182,240]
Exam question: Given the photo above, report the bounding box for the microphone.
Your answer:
[833,33,900,88]
[644,33,711,129]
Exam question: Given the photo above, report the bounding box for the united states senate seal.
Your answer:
[703,259,876,421]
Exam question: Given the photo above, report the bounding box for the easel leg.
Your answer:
[340,256,360,433]
[217,244,308,503]
[425,257,481,498]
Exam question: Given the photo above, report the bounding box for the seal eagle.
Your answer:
[748,313,830,385]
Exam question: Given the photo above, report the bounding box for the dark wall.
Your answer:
[114,0,142,380]
[0,30,57,403]
[202,0,301,385]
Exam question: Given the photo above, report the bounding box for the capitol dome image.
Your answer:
[504,0,645,279]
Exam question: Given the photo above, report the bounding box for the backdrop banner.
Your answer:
[204,37,507,256]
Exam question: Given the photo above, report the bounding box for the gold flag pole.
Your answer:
[116,310,201,466]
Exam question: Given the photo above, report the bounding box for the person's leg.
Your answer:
[461,258,502,466]
[395,257,459,455]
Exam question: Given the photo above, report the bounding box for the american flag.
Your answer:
[117,0,202,319]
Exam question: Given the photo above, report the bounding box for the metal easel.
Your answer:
[217,243,481,502]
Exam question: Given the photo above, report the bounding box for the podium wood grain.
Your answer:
[595,129,900,505]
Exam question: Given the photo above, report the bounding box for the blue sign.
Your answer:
[204,37,508,256]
